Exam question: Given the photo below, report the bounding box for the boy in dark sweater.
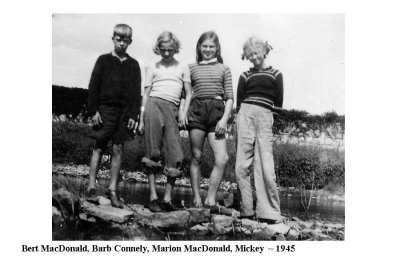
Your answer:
[86,24,141,208]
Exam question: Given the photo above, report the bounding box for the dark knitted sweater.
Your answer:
[236,66,284,114]
[87,53,142,119]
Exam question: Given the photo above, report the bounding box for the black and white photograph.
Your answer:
[52,14,344,241]
[3,0,400,265]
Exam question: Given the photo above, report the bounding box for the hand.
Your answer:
[178,109,188,129]
[215,118,228,137]
[138,121,145,135]
[91,111,103,126]
[127,119,136,130]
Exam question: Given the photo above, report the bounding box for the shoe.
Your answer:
[103,189,123,209]
[240,214,256,221]
[203,203,232,215]
[159,201,180,212]
[257,218,283,224]
[86,188,96,198]
[145,199,162,212]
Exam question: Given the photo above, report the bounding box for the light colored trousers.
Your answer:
[235,103,281,220]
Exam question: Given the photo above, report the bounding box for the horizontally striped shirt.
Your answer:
[236,66,284,115]
[189,61,233,100]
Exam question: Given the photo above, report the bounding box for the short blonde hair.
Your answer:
[241,36,273,60]
[113,24,132,39]
[153,31,181,55]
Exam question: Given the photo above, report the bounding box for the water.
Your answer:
[117,182,345,224]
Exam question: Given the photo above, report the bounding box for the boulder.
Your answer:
[311,231,333,241]
[300,228,313,238]
[52,206,64,225]
[336,230,345,240]
[187,208,211,224]
[122,223,149,241]
[79,213,88,221]
[190,224,209,236]
[251,229,273,240]
[273,233,286,241]
[98,196,111,206]
[264,223,290,235]
[132,209,190,230]
[313,220,324,228]
[222,191,234,207]
[212,215,234,228]
[241,219,259,232]
[208,223,231,235]
[80,200,134,223]
[298,220,314,229]
[87,217,97,223]
[287,221,301,231]
[286,229,300,241]
[332,223,345,230]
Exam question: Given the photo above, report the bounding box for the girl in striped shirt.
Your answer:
[187,31,234,212]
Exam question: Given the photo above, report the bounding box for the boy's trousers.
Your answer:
[235,103,281,220]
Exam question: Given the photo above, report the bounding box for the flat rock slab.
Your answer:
[187,208,211,224]
[80,200,133,223]
[212,215,234,228]
[190,224,210,236]
[132,209,190,230]
[260,223,290,235]
[241,219,260,232]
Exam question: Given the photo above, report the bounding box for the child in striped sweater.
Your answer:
[187,31,233,213]
[235,37,284,224]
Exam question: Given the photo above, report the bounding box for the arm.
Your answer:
[137,65,154,133]
[236,74,246,112]
[275,72,284,113]
[127,63,142,129]
[178,81,192,129]
[137,85,152,134]
[215,98,233,137]
[88,56,103,125]
[215,66,234,136]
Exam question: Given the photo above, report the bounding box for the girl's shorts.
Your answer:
[187,98,225,133]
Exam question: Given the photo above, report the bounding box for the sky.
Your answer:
[52,14,344,115]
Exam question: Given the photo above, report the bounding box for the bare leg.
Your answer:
[88,147,103,191]
[189,129,206,206]
[108,143,123,191]
[148,170,158,201]
[163,177,176,203]
[205,132,229,205]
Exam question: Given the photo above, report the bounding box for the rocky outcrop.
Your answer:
[52,186,345,241]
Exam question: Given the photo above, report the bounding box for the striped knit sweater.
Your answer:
[236,66,284,115]
[189,62,233,100]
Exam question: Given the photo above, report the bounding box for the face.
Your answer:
[200,39,217,61]
[245,46,266,67]
[112,35,132,54]
[159,41,176,62]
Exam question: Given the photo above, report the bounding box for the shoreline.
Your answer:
[52,163,345,202]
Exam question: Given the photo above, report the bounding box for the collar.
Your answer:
[199,58,218,65]
[111,51,128,62]
[250,65,272,72]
